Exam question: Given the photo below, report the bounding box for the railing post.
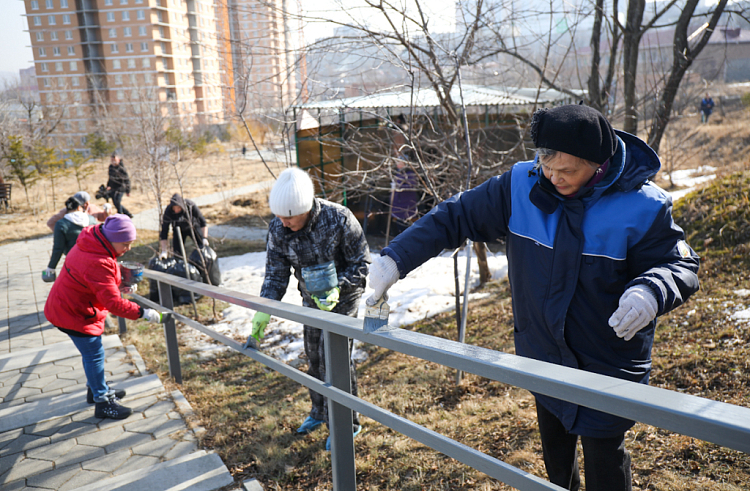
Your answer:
[157,279,183,384]
[117,315,127,335]
[324,330,357,490]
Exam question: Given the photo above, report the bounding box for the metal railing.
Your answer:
[122,269,750,491]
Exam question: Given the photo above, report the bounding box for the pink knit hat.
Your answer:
[101,214,137,243]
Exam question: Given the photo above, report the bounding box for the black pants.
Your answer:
[536,400,632,491]
[303,293,360,428]
[111,191,132,217]
[172,225,204,256]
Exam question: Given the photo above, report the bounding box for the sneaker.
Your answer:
[296,416,325,434]
[87,385,126,404]
[326,424,362,451]
[94,396,133,420]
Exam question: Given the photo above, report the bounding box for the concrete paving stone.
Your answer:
[40,377,80,393]
[76,425,125,448]
[0,433,50,457]
[54,443,107,468]
[0,428,23,445]
[164,440,199,460]
[52,358,83,369]
[113,454,161,476]
[58,468,110,491]
[24,416,74,436]
[21,364,74,378]
[0,369,33,385]
[108,363,136,376]
[56,368,85,381]
[26,462,85,489]
[1,478,27,490]
[0,398,26,411]
[49,421,99,444]
[0,456,55,484]
[61,384,88,396]
[21,363,75,378]
[124,414,186,440]
[103,430,155,455]
[7,316,41,329]
[10,342,46,353]
[25,389,64,402]
[0,385,42,400]
[131,436,179,457]
[141,400,176,418]
[25,437,78,461]
[22,374,63,390]
[81,449,132,473]
[125,394,160,412]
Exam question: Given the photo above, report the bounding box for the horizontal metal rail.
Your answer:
[131,268,750,489]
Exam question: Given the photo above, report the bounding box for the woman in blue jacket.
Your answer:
[367,104,700,491]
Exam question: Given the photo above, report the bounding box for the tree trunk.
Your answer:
[473,241,490,286]
[587,0,605,112]
[622,0,646,135]
[647,0,728,152]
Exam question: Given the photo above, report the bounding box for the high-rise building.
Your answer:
[23,0,231,151]
[229,0,297,114]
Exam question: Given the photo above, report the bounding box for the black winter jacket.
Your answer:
[106,162,131,193]
[159,194,207,240]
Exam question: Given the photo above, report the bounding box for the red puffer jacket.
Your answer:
[44,224,143,336]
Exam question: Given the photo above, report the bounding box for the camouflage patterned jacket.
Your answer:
[260,198,370,306]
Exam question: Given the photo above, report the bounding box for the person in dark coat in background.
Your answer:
[43,195,97,282]
[367,104,700,491]
[44,215,170,420]
[243,167,371,450]
[159,193,208,258]
[700,93,715,123]
[106,152,132,218]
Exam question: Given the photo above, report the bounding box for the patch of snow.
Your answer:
[731,308,750,323]
[664,166,716,202]
[734,289,750,297]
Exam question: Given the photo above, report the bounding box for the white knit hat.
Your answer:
[269,168,315,217]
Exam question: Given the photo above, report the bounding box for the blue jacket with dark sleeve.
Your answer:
[382,131,700,438]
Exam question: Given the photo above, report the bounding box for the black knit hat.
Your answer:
[530,104,617,165]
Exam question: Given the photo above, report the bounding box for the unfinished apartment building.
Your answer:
[229,0,296,115]
[24,0,232,151]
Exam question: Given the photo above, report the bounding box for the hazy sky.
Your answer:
[0,1,34,80]
[0,0,455,80]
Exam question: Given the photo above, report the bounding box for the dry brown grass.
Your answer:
[0,147,282,246]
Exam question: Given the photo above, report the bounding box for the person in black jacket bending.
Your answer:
[106,152,132,218]
[159,193,208,259]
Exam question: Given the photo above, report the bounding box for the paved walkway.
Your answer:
[0,237,235,490]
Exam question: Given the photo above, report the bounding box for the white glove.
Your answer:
[45,267,55,276]
[142,308,171,323]
[609,285,658,341]
[103,203,114,215]
[202,238,209,247]
[159,250,168,260]
[366,255,400,306]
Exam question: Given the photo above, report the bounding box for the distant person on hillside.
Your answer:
[243,167,370,450]
[367,104,700,491]
[43,195,98,282]
[44,215,171,420]
[106,152,133,218]
[700,93,715,123]
[159,193,208,259]
[241,144,247,158]
[47,191,113,232]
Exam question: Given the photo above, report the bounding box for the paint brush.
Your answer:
[363,295,390,333]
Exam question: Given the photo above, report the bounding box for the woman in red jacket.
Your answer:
[45,214,169,420]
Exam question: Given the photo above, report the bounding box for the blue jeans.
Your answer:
[67,334,113,403]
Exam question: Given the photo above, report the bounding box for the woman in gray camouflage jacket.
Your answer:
[244,168,370,447]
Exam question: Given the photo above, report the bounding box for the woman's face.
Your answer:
[278,212,310,232]
[112,240,135,257]
[540,152,600,196]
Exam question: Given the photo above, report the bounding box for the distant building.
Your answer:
[18,66,40,103]
[693,26,750,83]
[23,0,230,151]
[229,0,296,113]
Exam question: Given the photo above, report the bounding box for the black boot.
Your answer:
[87,384,126,404]
[94,396,133,420]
